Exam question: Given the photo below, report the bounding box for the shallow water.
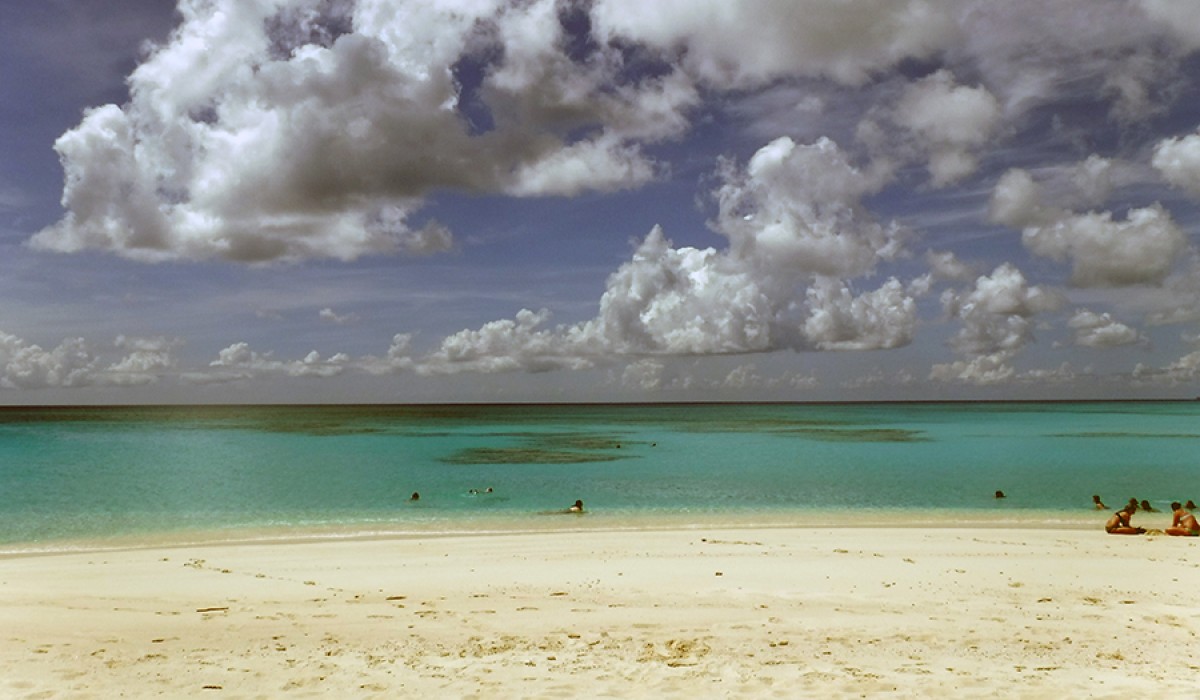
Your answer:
[0,402,1195,550]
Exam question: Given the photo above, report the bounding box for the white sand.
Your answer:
[2,527,1198,698]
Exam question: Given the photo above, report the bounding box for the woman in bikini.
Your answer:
[1104,505,1145,535]
[1166,502,1200,537]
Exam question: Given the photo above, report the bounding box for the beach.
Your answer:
[3,526,1197,698]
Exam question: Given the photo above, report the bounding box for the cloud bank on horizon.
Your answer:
[7,0,1200,398]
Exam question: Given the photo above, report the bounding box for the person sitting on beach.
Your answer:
[1166,502,1200,537]
[1092,494,1107,510]
[1139,499,1158,513]
[1126,498,1139,512]
[1104,506,1145,535]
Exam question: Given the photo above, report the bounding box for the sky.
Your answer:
[4,0,1200,404]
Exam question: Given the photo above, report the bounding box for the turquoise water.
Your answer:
[1,402,1197,549]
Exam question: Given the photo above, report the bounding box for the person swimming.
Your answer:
[1092,494,1107,510]
[1166,502,1200,537]
[538,499,585,515]
[1140,499,1158,513]
[1104,505,1145,535]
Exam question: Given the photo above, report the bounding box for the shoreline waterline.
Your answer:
[0,506,1123,557]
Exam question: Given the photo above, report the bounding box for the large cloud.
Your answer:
[960,0,1193,122]
[991,165,1186,287]
[32,0,696,263]
[34,0,1198,269]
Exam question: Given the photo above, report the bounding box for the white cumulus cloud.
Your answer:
[991,163,1186,287]
[931,263,1063,384]
[1066,310,1144,348]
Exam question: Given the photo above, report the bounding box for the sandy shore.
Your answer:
[2,527,1197,698]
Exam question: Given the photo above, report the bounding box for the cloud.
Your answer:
[803,278,918,351]
[319,307,359,325]
[584,227,775,355]
[1137,0,1200,51]
[931,263,1063,384]
[960,0,1191,121]
[1066,310,1144,348]
[416,308,598,375]
[392,134,921,372]
[0,333,96,389]
[991,164,1187,287]
[358,333,416,375]
[620,359,665,391]
[31,0,697,263]
[942,263,1062,356]
[210,341,349,378]
[925,250,975,281]
[1133,349,1200,385]
[0,331,180,389]
[712,136,901,279]
[33,0,1197,273]
[103,335,181,385]
[1143,260,1200,326]
[928,353,1016,385]
[504,133,659,197]
[1152,129,1200,197]
[1021,205,1185,288]
[883,69,1003,186]
[990,157,1128,229]
[589,0,958,87]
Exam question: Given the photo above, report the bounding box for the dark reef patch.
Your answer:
[440,447,627,465]
[777,427,930,443]
[440,432,636,465]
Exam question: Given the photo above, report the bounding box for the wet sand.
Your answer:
[2,527,1198,697]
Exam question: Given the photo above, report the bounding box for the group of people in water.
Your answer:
[407,488,584,514]
[1100,495,1199,536]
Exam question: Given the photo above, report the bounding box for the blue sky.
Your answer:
[4,0,1200,403]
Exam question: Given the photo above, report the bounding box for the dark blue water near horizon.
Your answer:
[1,401,1197,549]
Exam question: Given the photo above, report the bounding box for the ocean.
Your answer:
[1,402,1197,551]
